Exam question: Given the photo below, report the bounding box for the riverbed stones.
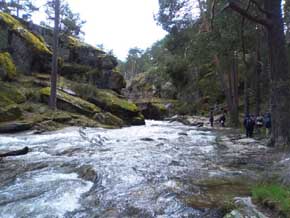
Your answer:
[224,197,269,218]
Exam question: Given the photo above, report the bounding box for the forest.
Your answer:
[120,0,290,149]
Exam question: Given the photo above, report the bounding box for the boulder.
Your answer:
[0,82,25,122]
[0,105,22,122]
[93,112,124,127]
[60,63,92,81]
[0,82,26,105]
[137,102,168,120]
[71,83,144,125]
[87,69,126,93]
[40,87,101,117]
[0,12,52,74]
[224,197,269,218]
[98,54,118,70]
[0,121,32,133]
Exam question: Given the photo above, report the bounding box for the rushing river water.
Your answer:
[0,120,259,218]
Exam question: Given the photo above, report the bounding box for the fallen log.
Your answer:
[0,147,29,158]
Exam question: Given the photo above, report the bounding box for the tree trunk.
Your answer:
[265,0,290,147]
[255,43,261,116]
[230,51,239,127]
[244,62,250,115]
[49,0,60,110]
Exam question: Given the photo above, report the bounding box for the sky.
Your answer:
[33,0,167,60]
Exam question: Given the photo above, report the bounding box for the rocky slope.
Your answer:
[0,12,144,133]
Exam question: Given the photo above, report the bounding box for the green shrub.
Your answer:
[252,184,290,216]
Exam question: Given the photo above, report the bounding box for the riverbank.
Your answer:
[168,115,290,217]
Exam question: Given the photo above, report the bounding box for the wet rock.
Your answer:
[178,132,188,136]
[130,113,145,125]
[93,112,124,127]
[224,197,269,218]
[0,121,32,133]
[137,102,168,120]
[75,165,97,182]
[140,137,154,142]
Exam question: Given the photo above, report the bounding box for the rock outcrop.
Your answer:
[0,12,144,131]
[0,12,52,74]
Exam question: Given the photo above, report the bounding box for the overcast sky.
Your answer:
[33,0,167,60]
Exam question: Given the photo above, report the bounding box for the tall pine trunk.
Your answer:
[49,0,60,110]
[265,0,290,147]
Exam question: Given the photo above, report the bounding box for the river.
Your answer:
[0,120,268,218]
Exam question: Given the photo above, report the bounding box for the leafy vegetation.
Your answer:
[252,184,290,216]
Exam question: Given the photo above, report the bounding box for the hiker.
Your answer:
[264,112,271,136]
[255,114,264,134]
[219,113,226,127]
[209,111,214,127]
[244,114,255,137]
[256,114,264,128]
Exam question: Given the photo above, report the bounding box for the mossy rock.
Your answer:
[39,87,101,117]
[0,104,22,122]
[94,112,124,127]
[71,83,144,125]
[0,12,51,55]
[0,120,32,133]
[137,102,168,120]
[0,52,16,81]
[0,81,26,106]
[99,54,118,70]
[60,63,92,80]
[131,113,145,125]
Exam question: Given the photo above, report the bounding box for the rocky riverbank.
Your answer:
[167,115,290,218]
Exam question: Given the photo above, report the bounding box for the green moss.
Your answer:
[0,12,51,54]
[152,103,167,112]
[67,36,95,49]
[0,52,16,80]
[252,184,290,216]
[95,89,138,112]
[72,83,138,112]
[40,87,101,116]
[94,112,124,127]
[0,82,26,106]
[0,104,22,122]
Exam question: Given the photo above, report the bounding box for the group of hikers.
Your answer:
[209,111,272,138]
[243,113,271,138]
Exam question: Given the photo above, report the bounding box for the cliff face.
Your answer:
[0,12,144,133]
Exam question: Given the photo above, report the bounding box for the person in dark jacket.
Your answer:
[244,114,255,137]
[209,111,214,127]
[264,112,271,136]
[219,113,226,127]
